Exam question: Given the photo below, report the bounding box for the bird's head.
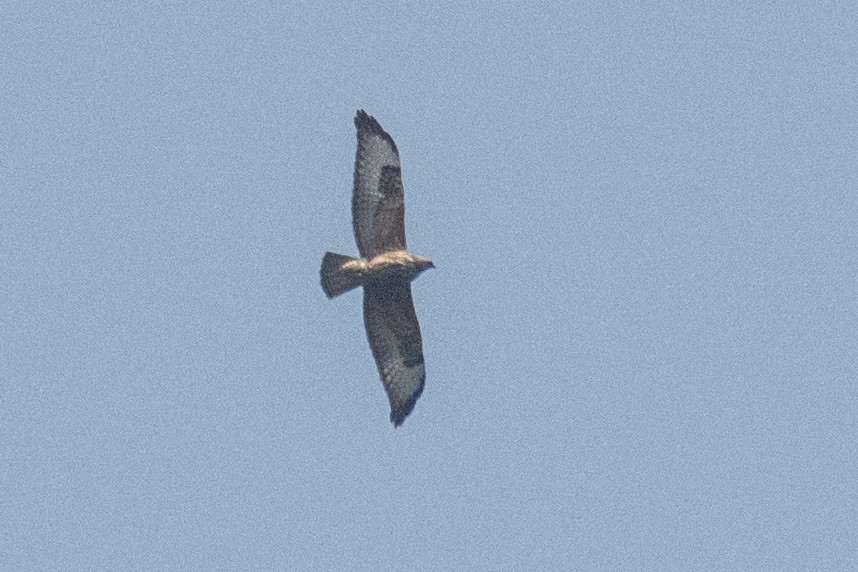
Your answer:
[413,255,435,274]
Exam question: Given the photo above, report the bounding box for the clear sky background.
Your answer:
[2,2,856,570]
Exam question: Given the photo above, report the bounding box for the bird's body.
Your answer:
[320,110,434,427]
[364,251,433,282]
[320,250,433,298]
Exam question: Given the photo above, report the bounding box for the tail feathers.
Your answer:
[320,252,363,298]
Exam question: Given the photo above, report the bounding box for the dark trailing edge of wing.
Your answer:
[354,109,399,155]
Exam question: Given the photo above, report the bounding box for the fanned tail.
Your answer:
[320,252,363,298]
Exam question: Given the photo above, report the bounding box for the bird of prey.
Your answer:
[320,110,434,427]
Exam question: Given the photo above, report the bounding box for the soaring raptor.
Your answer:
[320,110,434,427]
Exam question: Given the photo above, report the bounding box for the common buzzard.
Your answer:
[320,110,434,427]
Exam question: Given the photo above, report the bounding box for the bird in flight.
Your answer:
[320,110,434,427]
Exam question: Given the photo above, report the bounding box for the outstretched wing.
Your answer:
[363,281,425,427]
[352,110,407,258]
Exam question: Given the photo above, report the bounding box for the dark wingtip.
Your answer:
[355,108,371,127]
[354,109,398,153]
[355,109,377,129]
[389,380,425,428]
[390,406,413,428]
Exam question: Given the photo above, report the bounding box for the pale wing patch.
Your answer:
[371,166,406,254]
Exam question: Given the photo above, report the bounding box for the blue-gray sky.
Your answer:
[2,2,856,569]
